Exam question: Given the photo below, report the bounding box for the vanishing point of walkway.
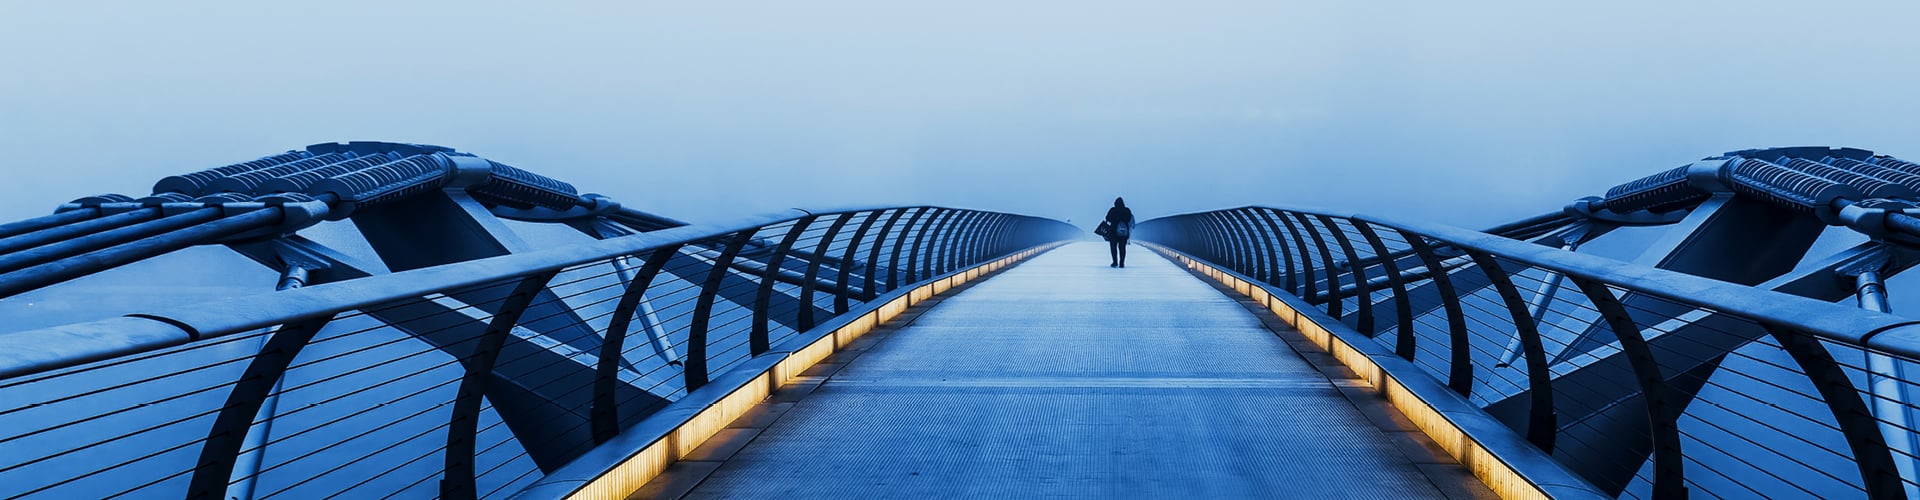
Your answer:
[650,242,1496,498]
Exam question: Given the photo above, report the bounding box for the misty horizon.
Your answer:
[4,1,1918,230]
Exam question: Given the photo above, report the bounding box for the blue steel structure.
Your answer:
[1137,147,1920,499]
[0,142,1077,498]
[6,143,1920,498]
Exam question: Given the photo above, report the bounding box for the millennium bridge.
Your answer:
[5,142,1920,499]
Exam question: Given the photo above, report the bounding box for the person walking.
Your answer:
[1103,197,1135,268]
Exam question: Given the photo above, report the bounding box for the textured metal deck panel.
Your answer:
[677,242,1491,498]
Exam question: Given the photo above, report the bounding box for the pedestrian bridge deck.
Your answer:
[639,242,1497,499]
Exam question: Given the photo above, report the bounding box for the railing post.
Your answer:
[442,270,560,500]
[1400,229,1473,396]
[1464,250,1555,452]
[938,211,980,274]
[1224,210,1263,278]
[1763,324,1907,499]
[186,315,335,500]
[1252,209,1298,294]
[755,216,816,355]
[1167,215,1198,257]
[1189,214,1217,262]
[1234,209,1277,285]
[798,214,851,331]
[1568,277,1687,499]
[975,213,1010,263]
[1355,221,1415,357]
[1204,213,1235,267]
[954,212,991,267]
[1294,212,1342,316]
[998,215,1023,256]
[837,210,885,313]
[929,210,960,275]
[963,212,992,266]
[1203,212,1240,273]
[689,231,756,391]
[868,208,913,297]
[905,208,949,283]
[1318,215,1372,334]
[887,207,930,291]
[1278,213,1317,300]
[970,213,1005,263]
[594,244,681,443]
[927,209,963,276]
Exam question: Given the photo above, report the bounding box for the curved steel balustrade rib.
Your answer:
[0,205,1077,499]
[1140,205,1920,499]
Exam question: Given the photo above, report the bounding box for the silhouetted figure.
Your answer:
[1104,197,1135,267]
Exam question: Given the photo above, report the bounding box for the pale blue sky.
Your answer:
[2,1,1917,228]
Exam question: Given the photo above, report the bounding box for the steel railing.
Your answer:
[1139,205,1920,500]
[0,205,1076,499]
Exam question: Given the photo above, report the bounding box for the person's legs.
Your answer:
[1108,239,1119,267]
[1117,238,1128,267]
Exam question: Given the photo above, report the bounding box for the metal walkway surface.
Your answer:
[654,242,1496,499]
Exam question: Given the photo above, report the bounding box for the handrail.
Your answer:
[0,204,1077,499]
[1139,205,1920,499]
[1353,213,1920,352]
[0,205,1057,380]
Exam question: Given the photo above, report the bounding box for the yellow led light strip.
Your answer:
[554,244,1065,500]
[1151,244,1601,500]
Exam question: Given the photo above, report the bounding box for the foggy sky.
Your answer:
[3,1,1918,229]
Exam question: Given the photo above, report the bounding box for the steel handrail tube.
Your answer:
[442,271,560,499]
[1278,212,1319,301]
[1253,209,1299,293]
[1295,212,1342,315]
[1566,276,1688,498]
[969,213,1003,267]
[0,207,291,300]
[883,207,926,291]
[0,206,223,275]
[866,208,913,298]
[962,213,996,265]
[1155,205,1920,358]
[0,205,972,381]
[1763,324,1908,499]
[184,314,336,500]
[928,209,964,277]
[753,216,816,354]
[935,211,974,275]
[1201,213,1228,266]
[797,213,853,331]
[1465,249,1557,452]
[1398,229,1475,396]
[1319,214,1374,335]
[1354,212,1920,355]
[593,243,683,443]
[950,212,984,270]
[0,207,102,240]
[835,210,885,314]
[1148,203,1920,499]
[0,207,154,255]
[1239,209,1279,285]
[688,231,757,391]
[1354,220,1416,356]
[950,211,983,274]
[925,211,952,275]
[899,208,939,286]
[1199,213,1230,270]
[1224,210,1260,277]
[1233,209,1266,282]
